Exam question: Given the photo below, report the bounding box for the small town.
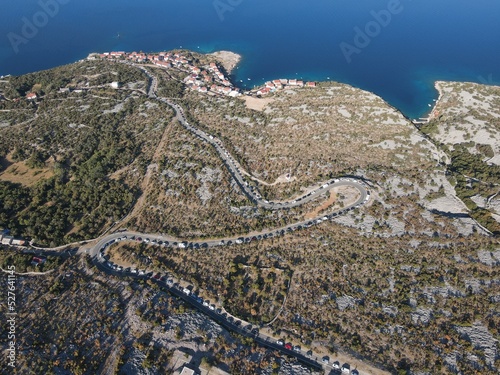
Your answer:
[93,50,316,98]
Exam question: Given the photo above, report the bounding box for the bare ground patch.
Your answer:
[305,191,337,219]
[242,96,275,112]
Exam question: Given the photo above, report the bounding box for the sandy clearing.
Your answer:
[242,96,275,112]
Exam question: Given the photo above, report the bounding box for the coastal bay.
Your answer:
[1,0,499,120]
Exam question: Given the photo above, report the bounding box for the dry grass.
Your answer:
[185,83,436,201]
[107,242,140,268]
[304,190,337,219]
[0,154,53,186]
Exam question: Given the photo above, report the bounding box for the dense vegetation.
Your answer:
[0,251,63,273]
[0,61,172,245]
[449,146,500,235]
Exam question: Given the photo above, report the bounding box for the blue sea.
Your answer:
[1,0,499,119]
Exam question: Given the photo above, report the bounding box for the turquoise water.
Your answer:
[1,0,499,118]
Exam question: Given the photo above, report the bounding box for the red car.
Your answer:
[284,343,292,350]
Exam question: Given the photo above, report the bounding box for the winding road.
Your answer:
[86,65,373,372]
[18,62,376,373]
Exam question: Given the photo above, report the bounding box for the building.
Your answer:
[26,92,37,100]
[1,236,13,245]
[31,256,46,266]
[110,51,125,58]
[179,367,196,375]
[265,81,275,89]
